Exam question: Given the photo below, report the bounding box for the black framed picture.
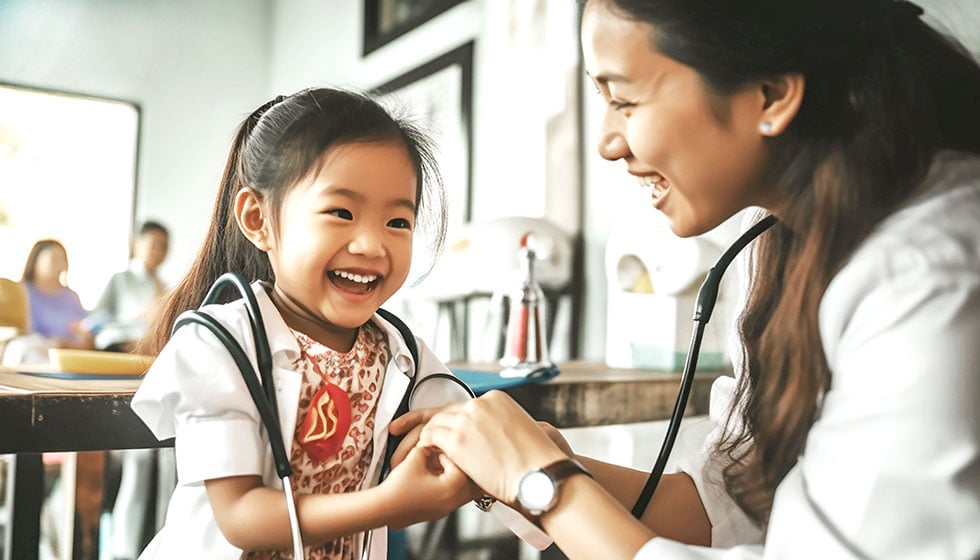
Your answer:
[374,41,474,225]
[363,0,467,55]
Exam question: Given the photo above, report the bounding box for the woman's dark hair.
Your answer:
[141,87,447,354]
[602,0,980,523]
[21,239,68,285]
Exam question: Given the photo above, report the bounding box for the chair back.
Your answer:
[0,278,29,335]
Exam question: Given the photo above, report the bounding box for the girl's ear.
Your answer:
[758,73,804,136]
[235,188,271,251]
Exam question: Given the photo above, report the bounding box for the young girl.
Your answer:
[132,88,477,559]
[410,0,980,558]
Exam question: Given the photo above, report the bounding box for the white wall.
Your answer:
[1,0,976,361]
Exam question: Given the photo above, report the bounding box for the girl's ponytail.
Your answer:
[138,112,273,355]
[138,88,448,355]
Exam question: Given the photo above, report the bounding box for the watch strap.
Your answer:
[542,457,591,484]
[519,457,592,525]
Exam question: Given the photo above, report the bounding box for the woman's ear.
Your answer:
[235,188,271,251]
[758,73,804,136]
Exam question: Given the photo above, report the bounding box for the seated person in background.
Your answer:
[85,221,170,352]
[14,239,94,362]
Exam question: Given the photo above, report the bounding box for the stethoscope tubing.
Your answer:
[631,215,778,518]
[173,273,304,557]
[173,273,478,559]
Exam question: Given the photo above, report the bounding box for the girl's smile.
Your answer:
[328,268,382,299]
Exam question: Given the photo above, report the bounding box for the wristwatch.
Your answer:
[515,458,592,524]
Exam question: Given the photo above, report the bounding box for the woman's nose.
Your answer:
[597,111,629,161]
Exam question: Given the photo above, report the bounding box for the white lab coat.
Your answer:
[131,282,463,559]
[642,151,980,559]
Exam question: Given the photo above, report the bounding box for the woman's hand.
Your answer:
[418,390,568,505]
[388,406,440,468]
[537,420,574,457]
[381,445,481,529]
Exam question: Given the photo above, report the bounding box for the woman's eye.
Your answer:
[609,99,633,111]
[327,208,353,220]
[388,218,412,230]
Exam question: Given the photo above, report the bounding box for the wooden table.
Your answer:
[0,363,724,559]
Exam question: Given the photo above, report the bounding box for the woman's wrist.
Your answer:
[540,473,654,558]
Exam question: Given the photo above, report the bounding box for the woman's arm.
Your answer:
[419,391,712,559]
[205,446,477,550]
[578,458,711,546]
[535,420,710,544]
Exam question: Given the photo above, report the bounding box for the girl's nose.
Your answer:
[348,228,386,258]
[597,111,629,161]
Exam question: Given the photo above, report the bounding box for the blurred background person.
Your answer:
[84,221,170,352]
[7,239,95,365]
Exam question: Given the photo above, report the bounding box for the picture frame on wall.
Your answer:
[373,41,474,226]
[362,0,467,55]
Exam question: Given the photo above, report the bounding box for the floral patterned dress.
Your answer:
[244,321,388,560]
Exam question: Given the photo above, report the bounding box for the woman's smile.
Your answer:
[636,173,671,208]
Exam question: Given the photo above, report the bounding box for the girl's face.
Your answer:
[582,1,779,237]
[35,245,68,285]
[264,142,417,350]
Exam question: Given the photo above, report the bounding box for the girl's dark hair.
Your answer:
[604,0,980,523]
[141,87,447,355]
[21,239,68,285]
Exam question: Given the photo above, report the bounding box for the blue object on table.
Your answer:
[450,364,559,395]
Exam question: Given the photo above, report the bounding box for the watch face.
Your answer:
[518,470,556,513]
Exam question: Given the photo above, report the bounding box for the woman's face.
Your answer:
[35,245,68,285]
[582,1,780,237]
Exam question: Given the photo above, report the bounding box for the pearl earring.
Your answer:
[760,121,774,135]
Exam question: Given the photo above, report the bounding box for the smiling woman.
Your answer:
[0,83,140,308]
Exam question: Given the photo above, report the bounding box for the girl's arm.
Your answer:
[205,446,477,550]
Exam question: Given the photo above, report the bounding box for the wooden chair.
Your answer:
[0,278,29,360]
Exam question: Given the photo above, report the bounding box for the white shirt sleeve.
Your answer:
[132,318,268,485]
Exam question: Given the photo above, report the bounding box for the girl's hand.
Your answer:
[381,446,480,528]
[388,407,440,468]
[418,391,567,506]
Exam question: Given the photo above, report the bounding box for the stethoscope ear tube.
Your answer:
[173,309,293,479]
[172,273,306,556]
[202,273,278,420]
[631,215,777,519]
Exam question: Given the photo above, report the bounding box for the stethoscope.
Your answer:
[631,214,778,518]
[172,272,475,559]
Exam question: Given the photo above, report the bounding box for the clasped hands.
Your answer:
[386,391,573,518]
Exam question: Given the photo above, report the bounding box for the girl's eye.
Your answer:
[327,208,353,220]
[388,218,412,230]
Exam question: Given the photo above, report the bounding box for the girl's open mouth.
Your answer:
[329,270,380,295]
